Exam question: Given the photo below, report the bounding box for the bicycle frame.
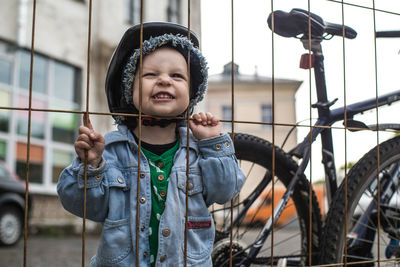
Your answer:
[236,36,400,266]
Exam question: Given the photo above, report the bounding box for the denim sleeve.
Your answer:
[57,157,109,222]
[198,133,246,206]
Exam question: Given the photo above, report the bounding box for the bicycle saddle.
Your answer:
[267,8,357,39]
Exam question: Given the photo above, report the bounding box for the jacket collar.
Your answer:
[105,125,199,153]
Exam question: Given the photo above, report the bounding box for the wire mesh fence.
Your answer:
[1,0,400,266]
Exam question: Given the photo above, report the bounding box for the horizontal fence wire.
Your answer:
[1,0,400,266]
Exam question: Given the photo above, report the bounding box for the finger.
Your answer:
[191,113,202,123]
[198,112,207,125]
[83,113,93,130]
[210,116,220,126]
[75,140,93,151]
[89,131,105,144]
[77,134,94,147]
[205,112,214,124]
[78,125,92,135]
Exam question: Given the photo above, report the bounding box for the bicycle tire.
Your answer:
[320,135,400,266]
[211,133,323,266]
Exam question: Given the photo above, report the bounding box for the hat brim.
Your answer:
[106,22,200,115]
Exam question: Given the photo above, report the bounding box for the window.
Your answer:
[18,51,48,94]
[16,142,44,184]
[222,105,232,131]
[0,58,12,84]
[51,109,78,143]
[0,90,10,132]
[168,0,181,23]
[17,95,46,139]
[126,0,141,25]
[0,140,6,161]
[52,149,74,183]
[53,61,78,103]
[0,40,81,190]
[261,104,272,128]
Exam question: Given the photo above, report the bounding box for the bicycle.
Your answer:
[210,8,400,266]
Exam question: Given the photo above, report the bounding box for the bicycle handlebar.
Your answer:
[268,8,357,40]
[376,31,400,38]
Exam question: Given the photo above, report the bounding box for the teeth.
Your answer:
[153,93,173,99]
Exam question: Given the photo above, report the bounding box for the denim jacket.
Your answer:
[57,125,245,267]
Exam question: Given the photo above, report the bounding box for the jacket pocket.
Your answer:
[184,215,214,260]
[96,217,132,265]
[177,171,203,196]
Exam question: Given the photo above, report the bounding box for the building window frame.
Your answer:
[0,40,81,193]
[261,104,273,129]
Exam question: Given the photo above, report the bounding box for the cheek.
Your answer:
[132,81,139,106]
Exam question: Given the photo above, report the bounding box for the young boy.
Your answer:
[57,22,245,267]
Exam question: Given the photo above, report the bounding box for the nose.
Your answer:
[157,74,172,86]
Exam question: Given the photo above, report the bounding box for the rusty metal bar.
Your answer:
[339,1,349,266]
[327,0,400,16]
[81,0,94,266]
[229,0,234,266]
[184,1,191,266]
[135,1,144,265]
[270,0,276,265]
[23,0,37,266]
[371,2,381,266]
[306,3,313,266]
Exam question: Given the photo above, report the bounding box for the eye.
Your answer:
[171,73,185,79]
[143,72,156,77]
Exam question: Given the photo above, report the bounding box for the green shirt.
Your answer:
[141,140,179,267]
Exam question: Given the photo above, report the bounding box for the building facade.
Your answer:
[207,62,302,149]
[0,0,201,231]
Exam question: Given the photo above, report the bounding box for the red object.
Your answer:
[300,53,315,69]
[187,220,212,229]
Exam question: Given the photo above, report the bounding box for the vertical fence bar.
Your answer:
[23,0,37,266]
[339,1,349,266]
[229,1,234,266]
[269,0,276,265]
[306,2,313,265]
[371,1,381,266]
[184,1,191,266]
[82,1,93,266]
[135,1,144,265]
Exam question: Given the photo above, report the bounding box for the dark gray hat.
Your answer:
[105,22,208,123]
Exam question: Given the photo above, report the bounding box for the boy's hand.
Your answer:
[189,112,221,140]
[75,114,105,168]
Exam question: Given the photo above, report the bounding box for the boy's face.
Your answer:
[132,47,190,118]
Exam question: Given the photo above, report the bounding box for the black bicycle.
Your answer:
[210,8,400,266]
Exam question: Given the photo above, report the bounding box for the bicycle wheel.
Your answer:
[210,133,322,266]
[320,135,400,266]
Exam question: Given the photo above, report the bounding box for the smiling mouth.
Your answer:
[152,93,174,99]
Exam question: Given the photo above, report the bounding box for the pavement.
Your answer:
[0,235,100,267]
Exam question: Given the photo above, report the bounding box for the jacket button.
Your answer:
[95,174,101,180]
[141,225,145,231]
[140,173,145,179]
[160,190,166,197]
[162,228,170,237]
[188,183,194,190]
[225,141,231,147]
[215,144,221,150]
[143,251,148,258]
[140,197,146,204]
[117,177,124,183]
[160,255,167,262]
[157,161,164,168]
[158,174,165,181]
